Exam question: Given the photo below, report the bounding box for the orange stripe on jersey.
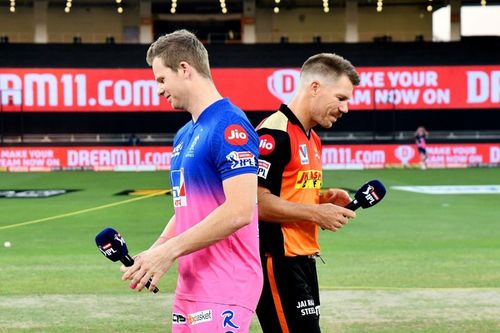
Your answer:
[266,256,290,333]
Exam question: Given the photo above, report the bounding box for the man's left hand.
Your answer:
[320,188,352,207]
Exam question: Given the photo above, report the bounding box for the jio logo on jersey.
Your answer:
[224,124,249,146]
[171,169,187,207]
[267,69,300,104]
[259,134,275,155]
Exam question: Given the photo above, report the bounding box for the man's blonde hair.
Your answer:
[301,53,360,86]
[146,29,212,79]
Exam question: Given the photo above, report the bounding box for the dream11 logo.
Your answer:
[394,145,416,167]
[267,69,300,104]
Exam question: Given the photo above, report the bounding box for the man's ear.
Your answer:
[178,61,190,77]
[310,80,320,97]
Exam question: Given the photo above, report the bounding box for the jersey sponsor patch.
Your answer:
[314,147,321,160]
[295,170,322,189]
[221,310,240,330]
[259,134,276,155]
[299,144,309,165]
[172,313,187,325]
[188,309,212,325]
[171,169,187,207]
[224,124,249,146]
[172,142,183,157]
[296,299,320,317]
[186,134,200,158]
[257,159,271,179]
[226,151,257,169]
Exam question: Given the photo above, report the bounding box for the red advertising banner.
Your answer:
[0,144,498,172]
[322,143,500,169]
[0,66,499,112]
[0,146,172,172]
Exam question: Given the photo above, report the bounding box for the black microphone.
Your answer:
[95,227,159,293]
[345,179,386,211]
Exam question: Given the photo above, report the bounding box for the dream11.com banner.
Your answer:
[0,65,498,111]
[0,144,499,172]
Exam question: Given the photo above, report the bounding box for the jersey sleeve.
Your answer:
[211,114,259,181]
[256,128,291,195]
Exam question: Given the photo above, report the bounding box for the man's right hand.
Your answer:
[314,203,356,231]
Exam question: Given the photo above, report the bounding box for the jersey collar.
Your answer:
[278,104,310,138]
[195,98,229,124]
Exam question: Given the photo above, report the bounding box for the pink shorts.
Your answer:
[171,296,254,333]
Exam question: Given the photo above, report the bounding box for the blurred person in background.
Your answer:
[121,29,262,333]
[128,134,140,146]
[255,53,359,333]
[415,126,429,169]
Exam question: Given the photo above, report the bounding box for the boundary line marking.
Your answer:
[0,190,171,231]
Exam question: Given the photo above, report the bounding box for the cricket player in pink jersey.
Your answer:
[415,126,429,169]
[122,29,263,333]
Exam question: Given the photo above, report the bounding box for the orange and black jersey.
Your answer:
[257,104,323,257]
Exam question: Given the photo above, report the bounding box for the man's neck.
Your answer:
[188,81,223,122]
[287,98,313,134]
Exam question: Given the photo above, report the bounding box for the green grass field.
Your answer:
[1,169,499,332]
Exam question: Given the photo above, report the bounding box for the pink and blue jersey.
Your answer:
[170,98,263,311]
[416,134,427,148]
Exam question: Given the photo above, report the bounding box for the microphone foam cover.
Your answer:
[95,227,129,262]
[354,180,386,209]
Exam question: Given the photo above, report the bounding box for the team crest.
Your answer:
[314,148,321,160]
